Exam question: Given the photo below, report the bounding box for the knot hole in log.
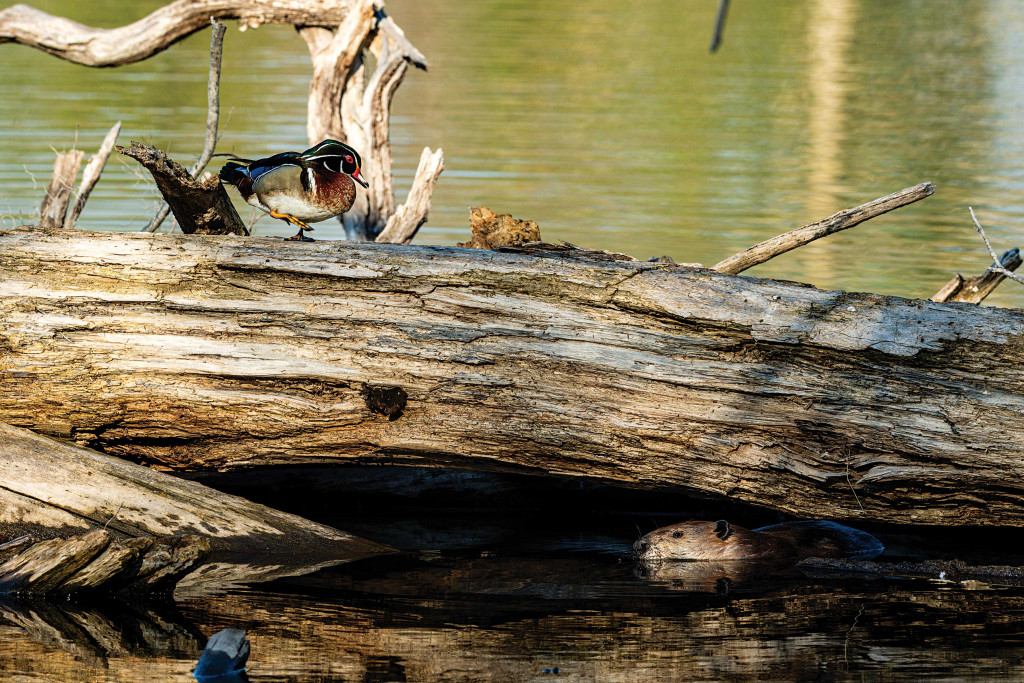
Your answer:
[362,385,408,420]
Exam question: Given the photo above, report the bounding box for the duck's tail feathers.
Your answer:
[218,161,250,185]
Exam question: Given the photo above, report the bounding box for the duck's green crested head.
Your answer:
[301,139,367,187]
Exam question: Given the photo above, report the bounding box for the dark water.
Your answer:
[5,470,1024,682]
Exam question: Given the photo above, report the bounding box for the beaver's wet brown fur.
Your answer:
[632,520,884,563]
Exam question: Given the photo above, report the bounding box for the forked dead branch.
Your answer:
[3,0,443,242]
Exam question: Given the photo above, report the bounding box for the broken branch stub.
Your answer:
[64,121,121,229]
[118,141,246,235]
[932,247,1023,304]
[38,149,83,228]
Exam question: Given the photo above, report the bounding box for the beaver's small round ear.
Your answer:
[714,519,732,540]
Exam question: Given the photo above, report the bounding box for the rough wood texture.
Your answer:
[57,537,152,592]
[38,149,83,228]
[932,247,1022,303]
[456,206,541,250]
[713,182,936,274]
[3,227,1024,526]
[0,530,111,594]
[0,1,356,66]
[0,531,209,595]
[0,422,391,557]
[118,141,246,235]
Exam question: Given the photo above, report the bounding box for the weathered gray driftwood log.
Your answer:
[2,227,1024,526]
[0,422,390,558]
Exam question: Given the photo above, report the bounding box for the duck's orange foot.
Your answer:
[269,209,313,231]
[284,232,316,242]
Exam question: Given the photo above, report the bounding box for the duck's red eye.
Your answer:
[345,155,354,163]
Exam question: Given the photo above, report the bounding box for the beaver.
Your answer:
[632,519,884,563]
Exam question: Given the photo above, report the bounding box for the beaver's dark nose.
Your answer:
[633,540,649,555]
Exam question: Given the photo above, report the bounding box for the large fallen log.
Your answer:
[2,226,1024,526]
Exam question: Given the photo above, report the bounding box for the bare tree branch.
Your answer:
[0,1,356,67]
[968,206,1024,288]
[932,247,1022,303]
[712,182,936,275]
[64,121,121,229]
[143,18,226,233]
[375,146,444,244]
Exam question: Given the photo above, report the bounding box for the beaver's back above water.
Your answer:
[632,519,884,563]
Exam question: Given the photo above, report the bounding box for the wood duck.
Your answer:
[219,140,368,241]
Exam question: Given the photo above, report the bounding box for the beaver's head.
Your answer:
[632,520,766,561]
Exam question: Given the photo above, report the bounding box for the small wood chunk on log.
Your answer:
[0,530,110,594]
[932,247,1023,304]
[39,149,84,228]
[458,206,541,249]
[117,141,246,235]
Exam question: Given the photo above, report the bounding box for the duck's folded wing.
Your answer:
[246,151,303,182]
[250,162,305,194]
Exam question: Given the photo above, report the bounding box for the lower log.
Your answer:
[0,422,390,558]
[3,227,1024,525]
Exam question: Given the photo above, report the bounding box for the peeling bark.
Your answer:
[2,227,1024,526]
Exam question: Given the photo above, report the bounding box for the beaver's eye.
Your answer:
[672,531,683,538]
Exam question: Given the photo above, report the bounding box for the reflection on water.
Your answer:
[5,504,1024,682]
[2,1,1024,304]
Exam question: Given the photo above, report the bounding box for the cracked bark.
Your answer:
[3,227,1024,526]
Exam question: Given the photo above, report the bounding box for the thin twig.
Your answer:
[103,500,125,530]
[968,207,1024,287]
[143,18,225,233]
[845,449,864,511]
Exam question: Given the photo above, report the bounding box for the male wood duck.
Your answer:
[219,140,368,241]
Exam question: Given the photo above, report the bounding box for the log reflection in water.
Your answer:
[0,595,202,681]
[4,550,1024,681]
[172,573,1024,682]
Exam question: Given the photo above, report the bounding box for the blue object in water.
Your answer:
[194,628,250,682]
